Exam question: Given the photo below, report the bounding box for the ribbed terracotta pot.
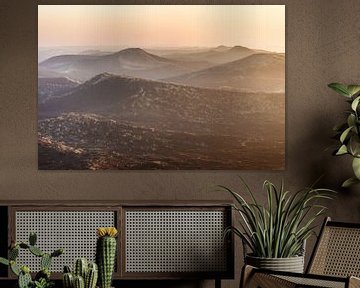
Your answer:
[245,254,305,273]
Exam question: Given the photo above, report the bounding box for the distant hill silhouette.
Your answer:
[164,53,285,92]
[163,45,255,64]
[38,77,79,104]
[39,48,209,82]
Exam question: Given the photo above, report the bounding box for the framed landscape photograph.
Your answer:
[38,5,285,170]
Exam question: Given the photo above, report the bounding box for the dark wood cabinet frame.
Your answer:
[0,200,234,287]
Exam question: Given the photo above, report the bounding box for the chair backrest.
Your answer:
[307,217,360,277]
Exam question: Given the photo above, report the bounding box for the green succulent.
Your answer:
[328,82,360,187]
[32,277,54,288]
[0,232,63,288]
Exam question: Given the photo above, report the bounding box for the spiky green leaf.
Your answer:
[349,135,360,157]
[352,157,360,180]
[0,257,9,266]
[328,83,351,97]
[347,114,356,129]
[352,96,360,111]
[336,144,348,155]
[342,177,360,188]
[340,127,353,143]
[333,122,348,132]
[347,85,360,97]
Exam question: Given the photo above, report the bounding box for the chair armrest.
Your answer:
[240,265,349,288]
[240,265,296,288]
[349,276,360,288]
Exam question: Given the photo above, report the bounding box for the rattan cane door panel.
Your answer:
[14,209,116,273]
[123,207,232,278]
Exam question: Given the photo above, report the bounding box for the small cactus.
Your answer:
[85,263,98,288]
[29,232,37,246]
[51,248,64,258]
[21,265,30,274]
[9,246,19,260]
[41,253,52,270]
[0,232,63,288]
[29,245,44,257]
[10,260,20,276]
[63,260,98,288]
[18,269,32,288]
[74,275,85,288]
[74,258,88,280]
[63,272,74,288]
[96,227,118,288]
[64,265,72,273]
[35,268,50,281]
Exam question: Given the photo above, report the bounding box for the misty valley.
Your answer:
[38,46,285,170]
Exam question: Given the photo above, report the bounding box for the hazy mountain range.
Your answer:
[39,48,209,82]
[38,45,285,170]
[165,53,285,92]
[163,45,255,64]
[39,73,283,134]
[38,46,285,92]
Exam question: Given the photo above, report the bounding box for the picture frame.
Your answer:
[38,5,285,170]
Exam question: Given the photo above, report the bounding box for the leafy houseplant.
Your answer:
[328,83,360,187]
[0,232,63,288]
[221,179,334,272]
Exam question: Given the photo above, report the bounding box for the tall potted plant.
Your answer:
[328,83,360,187]
[221,179,334,273]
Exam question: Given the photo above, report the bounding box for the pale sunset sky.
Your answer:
[38,5,285,52]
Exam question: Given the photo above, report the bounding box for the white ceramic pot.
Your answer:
[245,254,305,273]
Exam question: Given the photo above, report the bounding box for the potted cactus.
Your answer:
[0,232,63,288]
[62,258,98,288]
[96,227,118,288]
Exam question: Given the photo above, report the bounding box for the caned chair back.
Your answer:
[307,217,360,278]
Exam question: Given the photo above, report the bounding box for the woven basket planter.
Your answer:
[245,254,305,273]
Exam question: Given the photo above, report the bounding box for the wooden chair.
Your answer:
[241,217,360,288]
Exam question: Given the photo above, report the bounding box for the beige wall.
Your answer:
[1,0,360,287]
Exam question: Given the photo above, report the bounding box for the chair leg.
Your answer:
[240,265,255,288]
[215,278,221,288]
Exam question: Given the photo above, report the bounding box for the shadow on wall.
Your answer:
[304,111,360,220]
[289,109,360,267]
